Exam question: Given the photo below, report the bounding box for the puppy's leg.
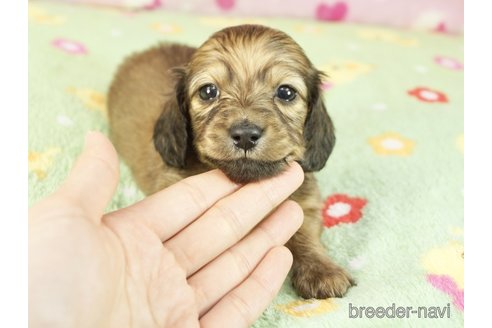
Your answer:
[287,174,355,299]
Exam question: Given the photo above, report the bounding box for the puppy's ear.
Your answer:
[153,68,190,168]
[301,70,336,172]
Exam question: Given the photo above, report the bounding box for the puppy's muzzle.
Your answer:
[230,121,263,151]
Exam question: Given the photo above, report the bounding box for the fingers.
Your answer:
[164,162,304,276]
[55,131,120,222]
[200,246,293,328]
[189,200,303,316]
[108,169,240,241]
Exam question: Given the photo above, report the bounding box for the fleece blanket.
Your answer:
[28,1,464,327]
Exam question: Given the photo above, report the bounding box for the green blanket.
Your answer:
[28,2,464,327]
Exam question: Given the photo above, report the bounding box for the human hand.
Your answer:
[29,132,304,328]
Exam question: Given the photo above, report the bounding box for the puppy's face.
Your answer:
[155,25,335,183]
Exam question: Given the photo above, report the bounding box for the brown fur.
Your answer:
[108,25,354,298]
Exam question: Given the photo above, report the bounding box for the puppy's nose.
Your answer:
[230,122,263,151]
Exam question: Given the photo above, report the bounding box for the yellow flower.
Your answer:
[422,241,464,289]
[150,23,182,34]
[28,4,66,25]
[276,299,338,317]
[368,132,415,156]
[456,134,464,153]
[320,60,374,85]
[67,87,107,116]
[449,226,464,236]
[358,28,418,47]
[28,148,60,180]
[358,28,395,41]
[393,38,419,47]
[294,24,323,34]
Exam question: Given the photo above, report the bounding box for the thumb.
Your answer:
[57,131,120,222]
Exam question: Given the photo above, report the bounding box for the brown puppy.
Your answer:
[108,25,354,298]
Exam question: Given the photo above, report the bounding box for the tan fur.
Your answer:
[289,175,355,298]
[108,44,206,194]
[108,25,354,298]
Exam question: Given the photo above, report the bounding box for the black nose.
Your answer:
[230,122,263,151]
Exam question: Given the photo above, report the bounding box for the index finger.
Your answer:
[106,169,240,240]
[164,162,304,276]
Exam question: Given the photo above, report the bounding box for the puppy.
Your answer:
[108,24,354,298]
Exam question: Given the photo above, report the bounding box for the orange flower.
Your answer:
[368,132,415,156]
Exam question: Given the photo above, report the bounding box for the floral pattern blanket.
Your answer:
[29,1,464,327]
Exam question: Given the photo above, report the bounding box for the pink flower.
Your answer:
[434,22,447,33]
[316,2,348,22]
[435,56,463,70]
[143,0,162,10]
[216,0,235,11]
[52,38,87,55]
[427,274,464,311]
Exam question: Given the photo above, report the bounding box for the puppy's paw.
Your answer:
[292,260,355,299]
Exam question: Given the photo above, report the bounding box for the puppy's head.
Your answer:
[154,25,335,183]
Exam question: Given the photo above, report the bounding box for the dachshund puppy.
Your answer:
[108,24,354,298]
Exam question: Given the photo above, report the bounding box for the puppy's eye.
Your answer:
[199,84,219,101]
[276,85,297,102]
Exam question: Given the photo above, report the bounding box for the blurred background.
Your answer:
[42,0,463,33]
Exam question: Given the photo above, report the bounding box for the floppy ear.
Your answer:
[153,68,190,168]
[301,70,336,172]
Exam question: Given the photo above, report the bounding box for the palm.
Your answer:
[102,215,198,327]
